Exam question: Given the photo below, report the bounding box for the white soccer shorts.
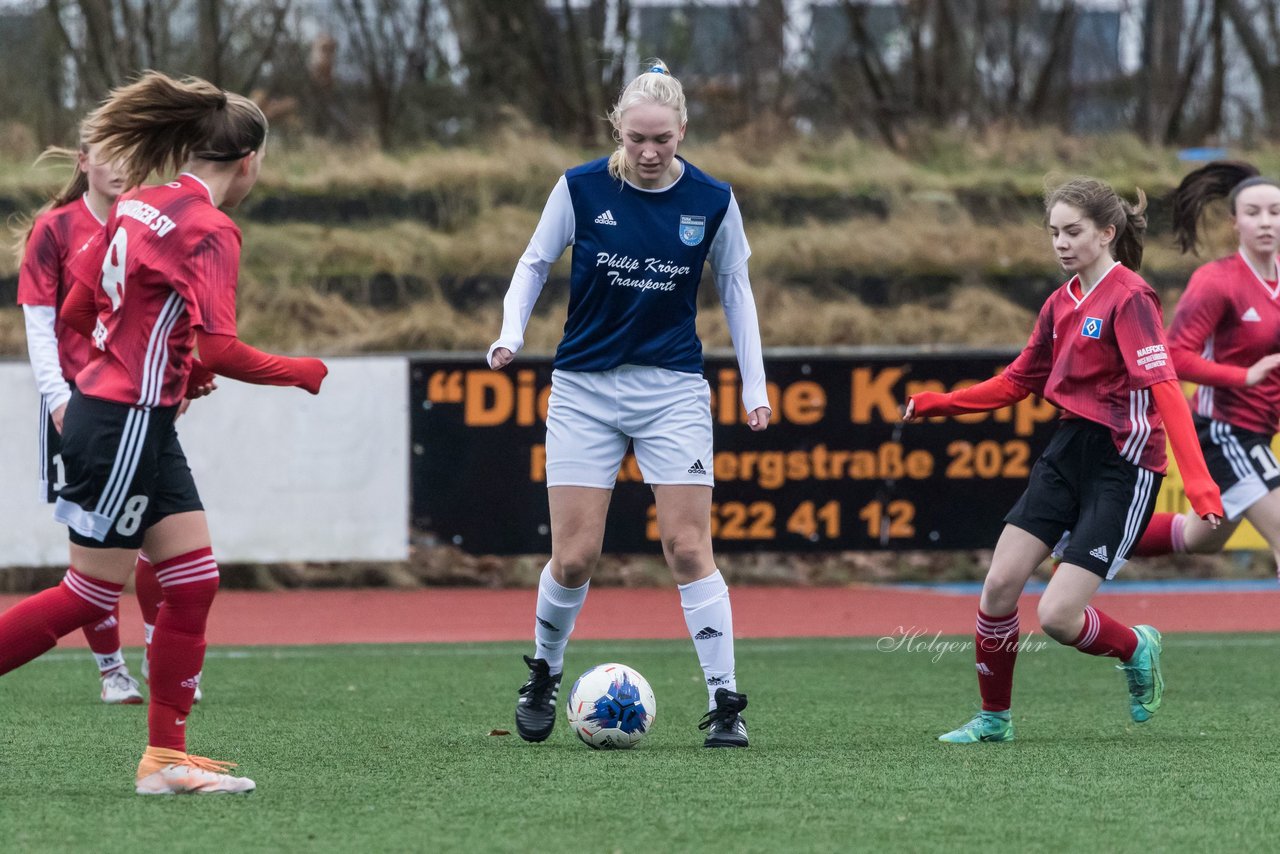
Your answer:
[545,365,714,488]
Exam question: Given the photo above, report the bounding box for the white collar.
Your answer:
[1065,260,1121,307]
[1238,249,1280,300]
[180,172,216,204]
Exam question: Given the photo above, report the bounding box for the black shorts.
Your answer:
[1195,415,1280,521]
[1005,419,1161,580]
[37,394,66,504]
[53,391,203,549]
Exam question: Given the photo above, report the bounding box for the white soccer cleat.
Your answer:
[135,747,255,795]
[101,669,144,705]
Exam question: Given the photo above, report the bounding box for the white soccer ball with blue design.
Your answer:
[566,663,657,749]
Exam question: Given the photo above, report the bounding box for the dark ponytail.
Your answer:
[1169,161,1267,255]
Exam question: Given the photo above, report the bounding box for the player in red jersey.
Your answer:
[0,72,327,794]
[14,129,172,705]
[1132,162,1280,573]
[903,177,1223,743]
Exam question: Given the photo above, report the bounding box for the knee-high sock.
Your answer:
[134,552,162,669]
[975,609,1019,712]
[1133,513,1187,557]
[148,548,219,751]
[1071,606,1139,660]
[678,570,736,709]
[81,601,125,674]
[0,568,123,676]
[533,563,588,676]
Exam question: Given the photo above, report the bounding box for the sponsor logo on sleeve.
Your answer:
[1135,343,1168,371]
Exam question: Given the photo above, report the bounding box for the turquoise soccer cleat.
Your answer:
[937,711,1014,743]
[1118,624,1164,723]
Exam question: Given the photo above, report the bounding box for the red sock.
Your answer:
[135,553,163,626]
[0,568,123,676]
[975,609,1019,712]
[147,548,219,751]
[1071,606,1139,660]
[1133,512,1186,557]
[81,601,124,673]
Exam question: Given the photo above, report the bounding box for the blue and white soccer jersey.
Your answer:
[546,366,713,488]
[490,156,769,487]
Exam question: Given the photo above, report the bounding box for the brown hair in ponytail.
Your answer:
[83,70,268,189]
[1045,177,1148,271]
[1168,161,1278,255]
[10,130,90,265]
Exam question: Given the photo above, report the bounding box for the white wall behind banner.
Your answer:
[0,357,409,567]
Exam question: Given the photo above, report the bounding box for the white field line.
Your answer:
[23,633,1280,666]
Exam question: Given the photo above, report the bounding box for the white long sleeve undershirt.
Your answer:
[22,305,73,413]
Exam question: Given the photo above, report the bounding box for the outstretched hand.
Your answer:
[901,397,918,422]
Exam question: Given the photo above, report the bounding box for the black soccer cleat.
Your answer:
[698,688,749,748]
[515,655,562,742]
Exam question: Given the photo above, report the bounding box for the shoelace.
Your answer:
[1116,661,1150,695]
[698,707,740,732]
[182,754,239,774]
[518,665,558,705]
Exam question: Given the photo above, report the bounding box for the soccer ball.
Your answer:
[566,663,657,749]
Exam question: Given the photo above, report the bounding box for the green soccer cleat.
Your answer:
[937,711,1014,743]
[1118,625,1163,723]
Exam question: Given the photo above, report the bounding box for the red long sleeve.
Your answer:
[59,279,99,340]
[910,374,1030,417]
[1151,379,1223,520]
[1170,345,1249,388]
[196,330,327,394]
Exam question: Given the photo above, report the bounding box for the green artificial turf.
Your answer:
[1,634,1277,853]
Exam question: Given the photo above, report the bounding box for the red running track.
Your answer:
[3,586,1278,647]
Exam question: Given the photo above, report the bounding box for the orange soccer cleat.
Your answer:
[135,746,256,795]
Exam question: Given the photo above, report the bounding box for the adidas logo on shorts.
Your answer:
[1089,545,1109,562]
[694,626,723,640]
[687,459,707,475]
[594,210,617,226]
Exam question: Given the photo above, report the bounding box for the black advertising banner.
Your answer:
[411,350,1059,554]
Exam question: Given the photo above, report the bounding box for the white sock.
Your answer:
[533,563,589,676]
[678,569,737,709]
[93,649,125,675]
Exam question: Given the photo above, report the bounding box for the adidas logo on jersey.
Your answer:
[594,210,617,225]
[694,626,724,640]
[1242,306,1262,322]
[687,459,708,475]
[1089,545,1109,562]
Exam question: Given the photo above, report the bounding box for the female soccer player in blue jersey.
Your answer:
[488,60,770,748]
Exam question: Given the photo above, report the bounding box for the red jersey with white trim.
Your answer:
[1168,252,1280,435]
[1004,262,1179,472]
[16,196,103,381]
[67,174,240,408]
